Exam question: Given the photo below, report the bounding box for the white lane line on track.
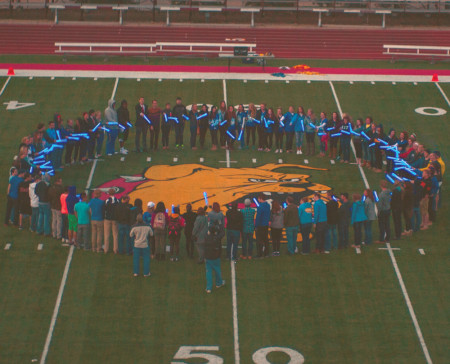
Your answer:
[330,79,432,364]
[39,246,75,364]
[385,243,433,364]
[111,77,119,100]
[223,77,240,364]
[435,82,450,107]
[0,76,11,97]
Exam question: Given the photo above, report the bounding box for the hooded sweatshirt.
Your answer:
[105,99,118,124]
[66,186,79,215]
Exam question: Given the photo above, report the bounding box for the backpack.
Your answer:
[153,212,166,231]
[168,216,182,236]
[204,225,222,260]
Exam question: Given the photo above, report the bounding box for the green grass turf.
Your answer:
[0,75,449,363]
[1,54,450,70]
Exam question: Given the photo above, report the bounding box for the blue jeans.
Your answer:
[412,207,421,232]
[133,246,150,275]
[241,232,253,257]
[300,223,312,254]
[106,129,118,155]
[31,207,39,232]
[96,131,104,155]
[325,224,338,250]
[364,220,373,244]
[295,131,304,148]
[118,223,131,254]
[362,140,369,161]
[37,202,51,235]
[205,258,223,291]
[226,229,240,260]
[285,226,298,254]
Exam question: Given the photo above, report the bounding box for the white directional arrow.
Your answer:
[4,100,35,110]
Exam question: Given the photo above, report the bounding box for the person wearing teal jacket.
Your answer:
[298,197,313,254]
[294,107,306,155]
[351,194,367,248]
[313,193,327,253]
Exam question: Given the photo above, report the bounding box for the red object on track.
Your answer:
[7,67,14,75]
[432,74,439,82]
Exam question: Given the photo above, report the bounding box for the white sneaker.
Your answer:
[299,149,303,155]
[279,150,283,153]
[296,150,300,155]
[120,148,128,155]
[275,149,279,153]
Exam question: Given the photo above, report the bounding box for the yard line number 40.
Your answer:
[172,345,304,363]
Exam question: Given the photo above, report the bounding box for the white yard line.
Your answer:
[40,246,75,364]
[223,77,240,364]
[330,80,432,363]
[4,243,11,250]
[84,159,98,194]
[434,82,450,107]
[385,243,433,364]
[111,77,119,100]
[0,76,11,97]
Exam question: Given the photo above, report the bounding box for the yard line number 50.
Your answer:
[172,345,304,363]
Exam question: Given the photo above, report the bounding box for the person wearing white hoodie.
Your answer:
[29,174,41,232]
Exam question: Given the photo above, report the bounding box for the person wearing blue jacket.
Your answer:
[282,106,296,153]
[294,106,306,155]
[298,197,313,254]
[236,104,247,149]
[264,108,276,151]
[43,121,58,170]
[274,107,284,153]
[351,194,367,248]
[255,193,270,258]
[313,193,327,253]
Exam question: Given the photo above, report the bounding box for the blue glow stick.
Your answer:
[118,124,126,130]
[332,195,339,202]
[253,197,259,207]
[220,120,227,126]
[318,132,326,136]
[283,202,287,208]
[279,120,285,128]
[391,172,403,181]
[29,166,34,174]
[56,130,61,140]
[92,122,101,132]
[253,118,261,124]
[56,139,67,144]
[386,156,398,160]
[369,142,376,148]
[171,204,175,213]
[379,138,388,145]
[107,122,119,125]
[406,169,417,176]
[331,133,341,137]
[309,123,316,129]
[386,174,395,184]
[143,114,152,125]
[164,113,168,123]
[197,113,208,120]
[182,114,189,121]
[127,122,133,128]
[226,130,236,140]
[101,127,111,133]
[373,191,379,202]
[238,129,244,141]
[361,131,370,140]
[203,192,208,205]
[362,195,366,202]
[52,144,63,149]
[341,130,351,135]
[67,136,80,141]
[326,127,334,131]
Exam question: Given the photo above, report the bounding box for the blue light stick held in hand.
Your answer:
[203,192,208,206]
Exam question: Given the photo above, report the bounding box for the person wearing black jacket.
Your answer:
[87,109,96,160]
[117,100,130,155]
[325,191,339,251]
[161,103,172,150]
[116,195,133,255]
[135,97,149,153]
[391,180,403,240]
[204,223,225,294]
[148,100,162,151]
[104,188,120,254]
[337,193,351,248]
[172,97,187,148]
[78,112,90,163]
[48,177,64,240]
[182,203,197,259]
[226,202,243,260]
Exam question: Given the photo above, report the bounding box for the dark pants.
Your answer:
[266,132,273,149]
[374,148,383,169]
[306,132,315,154]
[65,142,75,164]
[300,223,312,254]
[219,126,227,147]
[285,131,294,151]
[257,127,265,149]
[5,196,19,226]
[256,226,269,257]
[403,209,412,231]
[185,230,194,258]
[210,129,218,146]
[270,227,282,252]
[135,124,148,151]
[199,127,208,148]
[353,221,363,246]
[315,222,327,252]
[87,137,95,159]
[175,123,184,146]
[161,124,170,147]
[150,126,159,150]
[275,133,284,150]
[246,126,256,146]
[78,139,87,161]
[338,221,349,248]
[341,137,351,162]
[73,142,80,162]
[378,209,391,242]
[392,209,402,239]
[190,128,197,148]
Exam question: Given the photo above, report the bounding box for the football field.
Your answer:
[0,72,449,363]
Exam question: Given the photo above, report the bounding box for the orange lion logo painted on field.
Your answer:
[96,163,331,213]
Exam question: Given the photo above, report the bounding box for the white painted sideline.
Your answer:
[385,243,433,364]
[331,82,432,363]
[111,77,119,100]
[0,76,11,96]
[39,246,75,364]
[223,77,240,364]
[3,69,450,83]
[435,82,450,107]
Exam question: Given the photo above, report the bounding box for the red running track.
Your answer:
[2,63,450,76]
[0,23,450,59]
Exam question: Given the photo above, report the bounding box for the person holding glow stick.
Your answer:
[236,104,247,149]
[172,97,187,149]
[117,100,130,155]
[135,97,148,153]
[105,100,119,156]
[209,106,220,151]
[246,103,257,148]
[198,104,210,149]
